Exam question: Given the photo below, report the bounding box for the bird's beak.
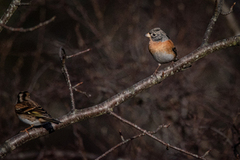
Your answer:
[145,33,151,38]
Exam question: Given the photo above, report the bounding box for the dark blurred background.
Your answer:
[0,0,240,159]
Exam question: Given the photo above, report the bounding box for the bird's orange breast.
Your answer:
[149,40,175,55]
[148,40,177,63]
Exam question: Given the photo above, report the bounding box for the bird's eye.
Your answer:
[151,33,156,37]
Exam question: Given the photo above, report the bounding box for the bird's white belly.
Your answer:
[152,51,175,63]
[18,114,42,126]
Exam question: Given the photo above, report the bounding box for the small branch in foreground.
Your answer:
[96,124,170,160]
[59,48,76,111]
[108,111,208,160]
[0,16,56,32]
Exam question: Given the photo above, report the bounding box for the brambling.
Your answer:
[15,91,61,134]
[145,28,178,73]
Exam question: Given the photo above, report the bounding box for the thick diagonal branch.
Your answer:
[0,36,239,158]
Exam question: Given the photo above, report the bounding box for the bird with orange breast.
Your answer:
[145,28,178,73]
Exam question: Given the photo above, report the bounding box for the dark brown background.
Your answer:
[0,0,240,159]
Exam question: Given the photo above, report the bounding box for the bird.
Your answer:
[15,91,61,134]
[145,27,178,73]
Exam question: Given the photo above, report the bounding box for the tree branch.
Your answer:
[221,2,236,16]
[0,0,239,158]
[59,48,76,111]
[72,82,91,98]
[0,16,56,32]
[202,0,223,46]
[0,0,21,33]
[107,111,206,160]
[1,35,239,158]
[66,48,91,59]
[96,124,170,160]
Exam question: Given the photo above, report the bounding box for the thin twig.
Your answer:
[15,2,31,6]
[59,48,76,111]
[60,48,91,99]
[119,130,125,141]
[72,82,91,97]
[72,82,83,88]
[96,124,170,160]
[202,149,211,158]
[66,48,91,59]
[201,0,223,46]
[0,0,21,32]
[108,111,207,160]
[221,2,236,16]
[0,16,56,32]
[73,88,91,98]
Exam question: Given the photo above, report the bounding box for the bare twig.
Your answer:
[202,149,211,158]
[66,48,91,59]
[59,48,76,111]
[15,2,31,6]
[0,0,21,32]
[61,48,92,98]
[108,111,207,159]
[119,130,125,141]
[0,16,56,32]
[221,2,236,16]
[72,82,83,88]
[96,124,170,160]
[202,0,223,46]
[202,0,236,46]
[222,2,240,35]
[72,82,91,97]
[73,88,91,98]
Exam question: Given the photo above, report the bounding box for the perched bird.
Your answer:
[145,27,178,73]
[15,91,61,134]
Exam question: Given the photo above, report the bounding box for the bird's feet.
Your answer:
[20,125,34,135]
[153,63,161,75]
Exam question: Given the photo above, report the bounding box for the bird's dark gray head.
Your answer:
[145,28,169,42]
